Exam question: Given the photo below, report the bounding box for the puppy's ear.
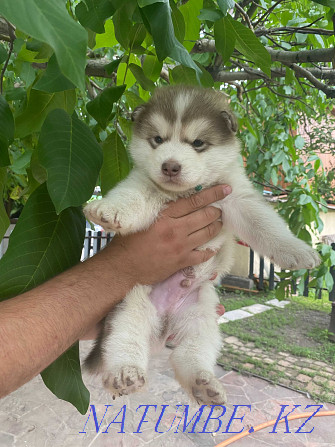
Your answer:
[221,110,238,133]
[131,104,147,122]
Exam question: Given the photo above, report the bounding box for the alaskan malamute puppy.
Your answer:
[84,85,320,405]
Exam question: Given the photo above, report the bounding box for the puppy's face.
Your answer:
[129,86,240,193]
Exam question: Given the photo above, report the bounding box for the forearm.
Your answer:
[0,246,136,397]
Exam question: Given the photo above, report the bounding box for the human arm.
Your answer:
[0,184,230,397]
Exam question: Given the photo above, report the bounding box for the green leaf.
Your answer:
[170,0,185,43]
[226,15,271,77]
[124,90,144,109]
[5,87,27,101]
[214,17,235,64]
[0,168,10,241]
[101,131,131,195]
[0,183,85,300]
[15,89,76,138]
[75,0,115,33]
[86,84,126,128]
[116,54,139,87]
[312,0,335,8]
[34,54,76,93]
[129,63,155,91]
[129,23,147,50]
[105,57,123,74]
[217,0,235,15]
[297,228,312,244]
[295,135,305,149]
[298,194,312,205]
[179,0,201,51]
[41,342,90,415]
[113,1,137,48]
[38,109,103,214]
[170,64,198,85]
[198,8,223,22]
[0,0,87,90]
[118,116,133,140]
[138,0,166,5]
[141,1,201,76]
[0,96,14,167]
[325,271,334,291]
[15,60,36,87]
[94,19,118,49]
[142,55,163,81]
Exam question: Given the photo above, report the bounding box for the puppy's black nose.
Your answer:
[162,160,181,177]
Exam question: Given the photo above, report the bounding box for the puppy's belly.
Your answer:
[149,269,209,317]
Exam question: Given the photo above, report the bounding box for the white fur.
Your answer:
[84,87,320,405]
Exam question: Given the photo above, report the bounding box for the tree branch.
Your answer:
[212,66,335,82]
[192,39,335,63]
[282,62,335,98]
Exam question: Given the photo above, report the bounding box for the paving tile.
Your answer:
[223,309,254,321]
[266,299,290,308]
[241,304,272,314]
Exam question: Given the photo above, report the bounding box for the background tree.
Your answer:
[0,0,334,412]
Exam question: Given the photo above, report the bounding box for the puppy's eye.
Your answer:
[154,136,163,144]
[192,139,204,148]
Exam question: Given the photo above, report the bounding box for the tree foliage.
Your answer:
[0,0,334,412]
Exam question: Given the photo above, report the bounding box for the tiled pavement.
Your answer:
[1,342,335,447]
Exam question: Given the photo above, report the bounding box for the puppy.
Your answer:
[83,85,320,405]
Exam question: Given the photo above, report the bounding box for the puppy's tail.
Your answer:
[83,322,105,374]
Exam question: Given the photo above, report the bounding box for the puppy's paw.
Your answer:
[190,371,227,406]
[84,200,130,233]
[270,238,320,270]
[102,366,146,399]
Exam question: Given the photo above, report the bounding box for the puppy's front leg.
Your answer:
[84,171,162,235]
[220,184,320,270]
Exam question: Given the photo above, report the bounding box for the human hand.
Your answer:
[104,184,231,285]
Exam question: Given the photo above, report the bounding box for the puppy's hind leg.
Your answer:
[170,282,227,405]
[99,285,159,398]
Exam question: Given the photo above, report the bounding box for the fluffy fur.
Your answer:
[83,85,320,405]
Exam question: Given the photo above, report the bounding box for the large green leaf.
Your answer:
[86,84,126,128]
[170,0,185,44]
[34,54,76,93]
[113,1,137,48]
[38,109,103,214]
[41,342,90,415]
[129,63,155,91]
[0,168,10,241]
[0,0,87,90]
[142,55,163,81]
[101,131,131,195]
[0,183,85,300]
[0,96,14,167]
[0,184,88,413]
[15,89,76,138]
[75,0,115,33]
[214,17,235,64]
[226,15,271,77]
[179,0,202,51]
[141,1,201,76]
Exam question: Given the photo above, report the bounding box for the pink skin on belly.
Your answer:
[149,267,211,317]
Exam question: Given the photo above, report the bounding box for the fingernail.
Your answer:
[222,185,232,195]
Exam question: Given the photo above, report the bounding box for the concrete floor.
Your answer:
[1,341,335,447]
